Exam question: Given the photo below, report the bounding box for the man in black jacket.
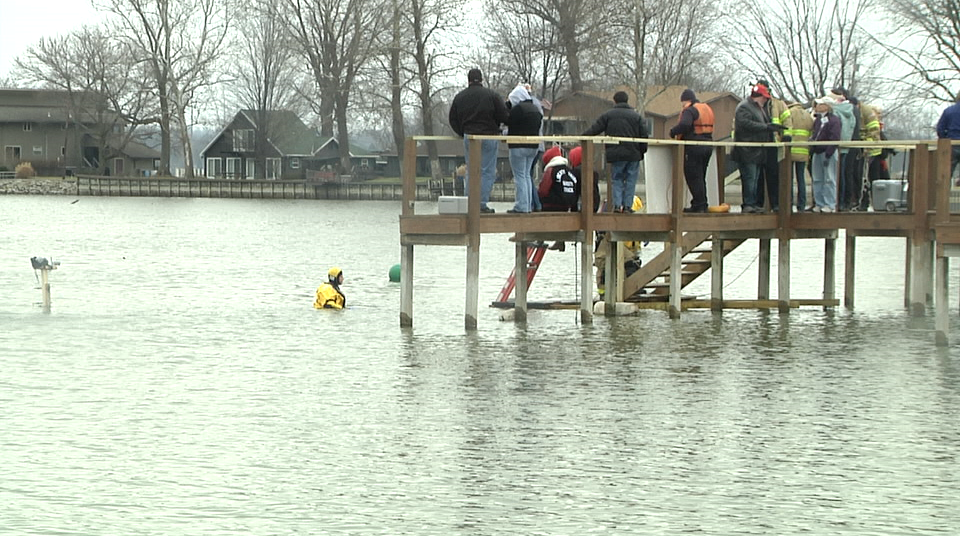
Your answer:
[731,84,784,213]
[448,68,510,213]
[582,91,648,213]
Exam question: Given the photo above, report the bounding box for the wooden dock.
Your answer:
[398,135,960,346]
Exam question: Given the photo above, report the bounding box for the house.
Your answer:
[200,109,325,180]
[310,137,383,181]
[546,85,741,142]
[0,88,159,176]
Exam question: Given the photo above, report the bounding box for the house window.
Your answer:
[232,129,254,152]
[360,158,369,169]
[206,157,223,178]
[113,158,125,175]
[246,159,255,180]
[23,123,32,132]
[152,159,160,170]
[33,146,43,155]
[226,157,241,178]
[290,157,300,170]
[61,146,66,157]
[4,146,21,162]
[266,158,281,180]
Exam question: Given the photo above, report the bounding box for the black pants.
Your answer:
[840,150,864,208]
[684,146,712,210]
[756,147,780,210]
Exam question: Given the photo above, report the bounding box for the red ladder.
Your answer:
[496,243,548,303]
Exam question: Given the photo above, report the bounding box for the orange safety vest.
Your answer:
[692,102,715,135]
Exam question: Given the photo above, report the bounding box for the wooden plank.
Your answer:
[845,233,856,309]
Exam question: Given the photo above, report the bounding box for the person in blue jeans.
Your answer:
[731,84,784,213]
[810,96,842,212]
[505,84,543,213]
[582,91,648,212]
[448,68,509,213]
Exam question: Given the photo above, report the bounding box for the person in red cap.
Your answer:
[537,145,580,212]
[730,83,785,213]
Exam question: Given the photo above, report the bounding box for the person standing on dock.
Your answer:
[936,94,960,184]
[314,267,346,309]
[810,96,842,213]
[449,68,510,214]
[731,83,784,213]
[505,84,543,213]
[581,91,648,213]
[669,88,714,213]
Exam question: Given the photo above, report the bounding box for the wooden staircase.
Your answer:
[622,232,745,301]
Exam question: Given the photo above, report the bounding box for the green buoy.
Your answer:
[389,264,401,282]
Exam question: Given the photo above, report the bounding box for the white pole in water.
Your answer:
[40,268,52,312]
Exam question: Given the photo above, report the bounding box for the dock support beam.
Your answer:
[935,255,949,346]
[910,237,931,316]
[580,239,593,324]
[824,238,836,309]
[845,233,856,309]
[669,239,682,319]
[514,242,528,322]
[711,237,723,311]
[778,238,790,314]
[400,244,414,327]
[758,239,771,300]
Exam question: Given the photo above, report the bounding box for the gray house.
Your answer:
[200,109,327,180]
[0,88,159,176]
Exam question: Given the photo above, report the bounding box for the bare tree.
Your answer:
[284,0,387,173]
[881,0,960,102]
[724,0,883,104]
[15,26,156,175]
[496,0,616,92]
[98,0,232,177]
[229,0,308,179]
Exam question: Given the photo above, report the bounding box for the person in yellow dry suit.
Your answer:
[314,267,346,309]
[595,196,644,296]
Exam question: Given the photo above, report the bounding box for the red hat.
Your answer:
[568,146,582,168]
[542,145,563,165]
[751,84,771,99]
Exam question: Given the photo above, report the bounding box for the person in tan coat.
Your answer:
[786,102,814,211]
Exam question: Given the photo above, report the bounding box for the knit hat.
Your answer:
[568,146,582,168]
[680,88,696,102]
[814,95,836,107]
[542,145,563,165]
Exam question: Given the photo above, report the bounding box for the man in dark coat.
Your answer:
[582,91,648,213]
[448,68,509,213]
[731,83,784,213]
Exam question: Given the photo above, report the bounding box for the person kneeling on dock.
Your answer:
[315,267,346,309]
[538,146,580,251]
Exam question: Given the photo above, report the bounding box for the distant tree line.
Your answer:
[6,0,958,177]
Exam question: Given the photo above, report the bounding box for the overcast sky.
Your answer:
[0,1,103,79]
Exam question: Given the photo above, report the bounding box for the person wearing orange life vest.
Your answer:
[669,88,715,213]
[785,102,814,211]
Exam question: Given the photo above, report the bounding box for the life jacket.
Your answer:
[314,282,345,309]
[692,103,714,135]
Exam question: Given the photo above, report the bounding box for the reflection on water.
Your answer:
[1,196,959,535]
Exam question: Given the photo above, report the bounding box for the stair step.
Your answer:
[681,259,711,265]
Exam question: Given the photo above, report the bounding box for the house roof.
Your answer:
[313,137,381,158]
[200,109,325,157]
[0,88,90,123]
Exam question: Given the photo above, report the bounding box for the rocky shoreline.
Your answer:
[0,178,77,195]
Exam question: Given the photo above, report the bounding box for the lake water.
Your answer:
[2,195,959,535]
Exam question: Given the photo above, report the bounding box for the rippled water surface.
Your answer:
[2,196,959,535]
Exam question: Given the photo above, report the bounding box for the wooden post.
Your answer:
[911,239,931,316]
[40,268,52,313]
[778,155,791,313]
[845,233,856,309]
[778,237,791,313]
[580,141,595,324]
[824,238,836,309]
[905,239,912,309]
[604,238,616,315]
[514,241,528,322]
[711,236,723,311]
[400,138,417,328]
[758,239,771,300]
[910,143,930,316]
[465,137,482,330]
[669,239,682,318]
[935,255,949,346]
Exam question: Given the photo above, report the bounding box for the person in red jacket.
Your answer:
[537,146,579,212]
